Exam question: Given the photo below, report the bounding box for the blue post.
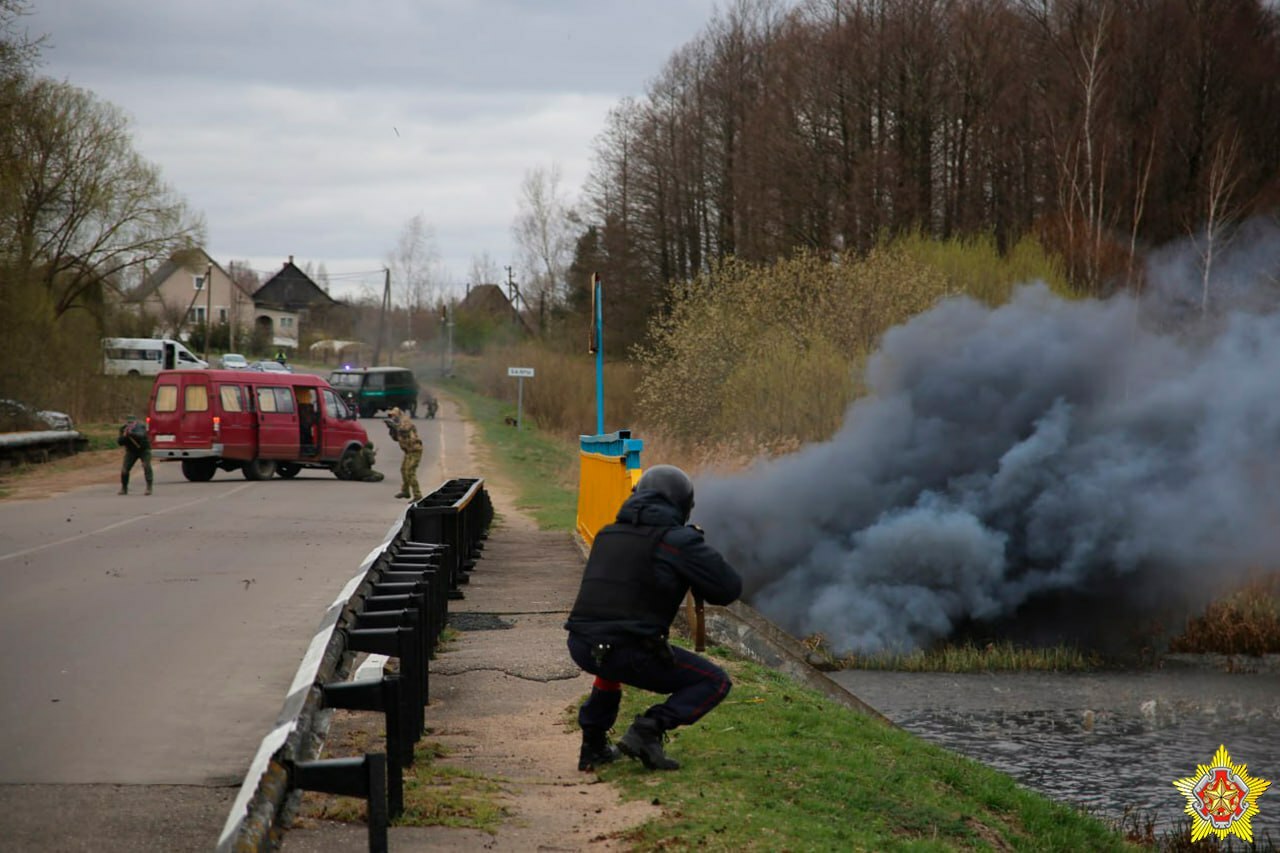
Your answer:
[593,273,604,435]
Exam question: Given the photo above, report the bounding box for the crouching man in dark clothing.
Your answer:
[565,465,742,772]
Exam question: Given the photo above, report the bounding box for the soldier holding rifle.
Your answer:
[565,465,742,772]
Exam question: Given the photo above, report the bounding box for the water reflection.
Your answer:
[830,667,1280,840]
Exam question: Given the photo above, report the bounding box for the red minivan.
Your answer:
[148,369,371,481]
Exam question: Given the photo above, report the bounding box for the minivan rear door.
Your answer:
[254,385,300,459]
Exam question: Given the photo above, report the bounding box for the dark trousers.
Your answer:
[567,632,731,734]
[121,446,153,488]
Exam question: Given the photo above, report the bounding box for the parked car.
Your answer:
[327,366,420,418]
[0,398,74,432]
[249,360,293,373]
[219,353,249,369]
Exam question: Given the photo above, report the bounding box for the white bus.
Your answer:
[102,337,208,376]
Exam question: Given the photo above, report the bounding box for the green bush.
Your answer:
[634,233,1075,452]
[634,245,952,447]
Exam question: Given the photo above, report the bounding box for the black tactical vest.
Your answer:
[568,523,675,628]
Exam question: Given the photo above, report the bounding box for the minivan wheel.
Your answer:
[181,458,218,482]
[333,447,358,480]
[242,458,277,481]
[276,462,301,479]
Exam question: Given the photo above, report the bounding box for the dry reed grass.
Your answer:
[1168,573,1280,656]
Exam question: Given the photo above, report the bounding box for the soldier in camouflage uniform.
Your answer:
[344,441,385,482]
[386,407,422,500]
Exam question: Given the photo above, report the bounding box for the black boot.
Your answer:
[578,731,620,772]
[618,715,679,770]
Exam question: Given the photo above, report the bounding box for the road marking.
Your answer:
[0,483,254,564]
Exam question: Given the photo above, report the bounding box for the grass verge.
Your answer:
[599,644,1141,852]
[438,377,579,531]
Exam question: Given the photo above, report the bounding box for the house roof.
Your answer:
[127,248,249,303]
[253,259,338,311]
[460,284,532,334]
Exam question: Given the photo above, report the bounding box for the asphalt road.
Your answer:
[0,406,470,851]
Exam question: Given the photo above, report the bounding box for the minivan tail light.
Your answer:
[213,415,221,437]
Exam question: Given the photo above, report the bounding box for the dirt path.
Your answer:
[0,448,120,502]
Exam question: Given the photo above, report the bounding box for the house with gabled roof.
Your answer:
[460,283,533,336]
[125,248,256,346]
[252,256,339,350]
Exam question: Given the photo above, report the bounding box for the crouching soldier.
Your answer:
[565,465,742,772]
[346,441,385,482]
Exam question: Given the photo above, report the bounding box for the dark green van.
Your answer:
[327,367,420,418]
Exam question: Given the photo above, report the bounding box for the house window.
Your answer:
[281,317,294,329]
[193,274,205,291]
[218,307,228,324]
[189,306,206,324]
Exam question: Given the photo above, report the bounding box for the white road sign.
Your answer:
[507,367,535,377]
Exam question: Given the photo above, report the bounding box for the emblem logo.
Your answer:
[1173,744,1271,843]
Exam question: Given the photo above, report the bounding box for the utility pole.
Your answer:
[203,262,212,362]
[373,267,390,366]
[229,283,237,353]
[446,303,454,376]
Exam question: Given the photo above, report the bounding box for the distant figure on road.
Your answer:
[385,407,422,501]
[565,465,742,772]
[274,349,288,366]
[117,415,153,496]
[344,441,385,482]
[421,391,439,419]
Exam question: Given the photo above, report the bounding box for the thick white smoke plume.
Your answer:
[693,218,1280,654]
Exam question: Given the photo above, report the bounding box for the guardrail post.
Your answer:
[345,625,423,738]
[350,612,420,765]
[290,754,388,852]
[320,677,406,819]
[375,568,445,655]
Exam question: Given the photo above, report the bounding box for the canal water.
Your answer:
[830,662,1280,842]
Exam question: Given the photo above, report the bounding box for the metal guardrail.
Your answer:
[217,477,491,853]
[0,430,89,468]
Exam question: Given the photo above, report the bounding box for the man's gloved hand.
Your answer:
[688,523,705,535]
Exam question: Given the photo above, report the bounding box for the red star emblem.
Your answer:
[1195,769,1247,824]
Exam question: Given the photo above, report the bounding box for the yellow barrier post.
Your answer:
[576,430,644,546]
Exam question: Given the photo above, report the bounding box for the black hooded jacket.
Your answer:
[565,488,742,643]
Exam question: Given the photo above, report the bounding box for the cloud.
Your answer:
[30,0,723,297]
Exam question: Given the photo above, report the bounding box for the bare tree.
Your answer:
[512,163,577,315]
[387,213,440,337]
[1194,131,1244,315]
[0,0,43,80]
[392,214,439,309]
[468,251,502,286]
[0,77,204,317]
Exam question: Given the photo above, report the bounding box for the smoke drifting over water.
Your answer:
[693,219,1280,654]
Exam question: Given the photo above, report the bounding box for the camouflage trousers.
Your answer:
[400,447,422,499]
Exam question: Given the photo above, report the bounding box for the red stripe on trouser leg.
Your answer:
[593,677,622,691]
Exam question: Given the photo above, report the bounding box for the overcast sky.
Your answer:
[28,0,723,301]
